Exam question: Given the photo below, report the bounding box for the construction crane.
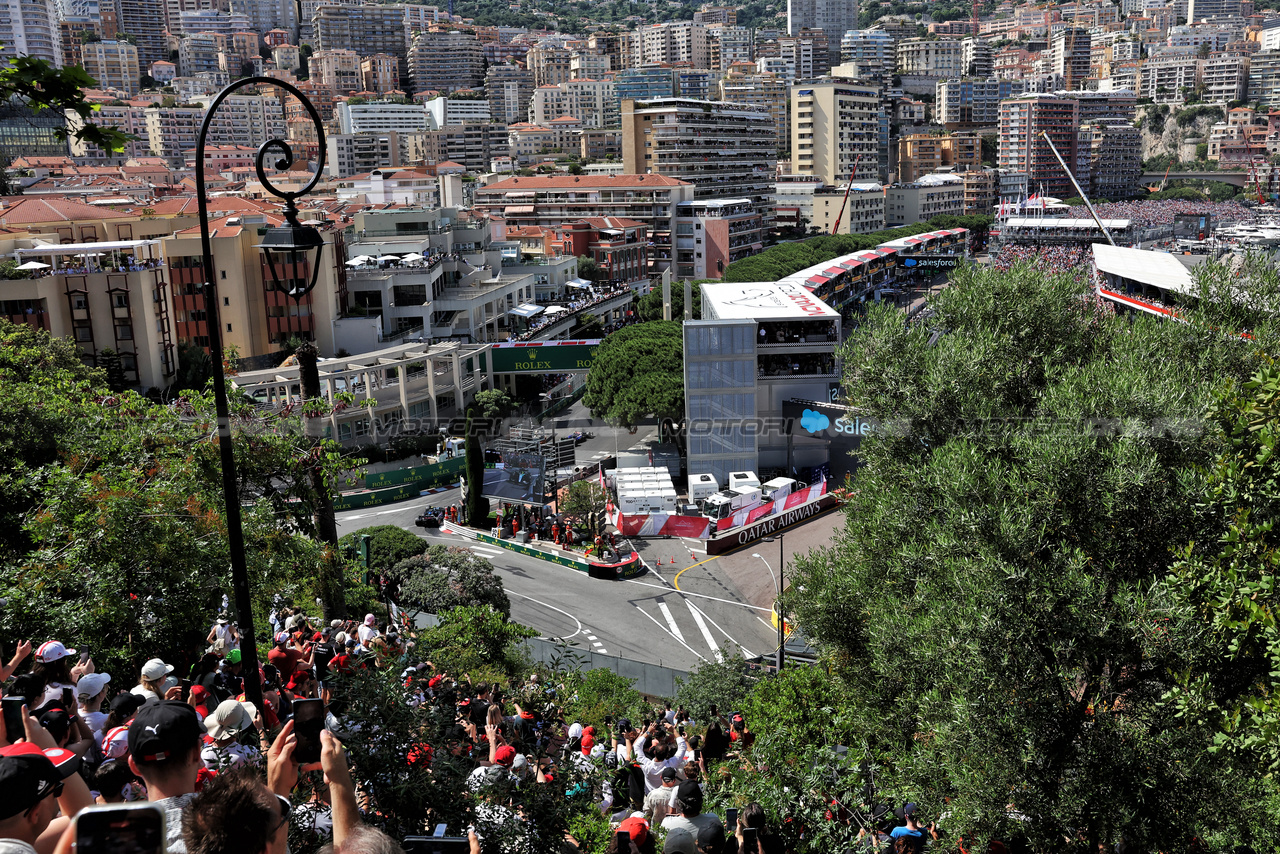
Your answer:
[829,154,864,235]
[1251,157,1266,205]
[972,0,980,39]
[1146,163,1171,194]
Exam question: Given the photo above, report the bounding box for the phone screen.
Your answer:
[725,808,738,832]
[741,828,757,851]
[615,831,630,851]
[2,696,25,744]
[292,698,324,765]
[402,837,470,854]
[75,804,166,854]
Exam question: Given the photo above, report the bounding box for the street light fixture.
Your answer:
[753,535,785,672]
[195,76,327,716]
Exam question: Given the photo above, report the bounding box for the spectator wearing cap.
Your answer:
[133,659,176,704]
[201,700,266,770]
[605,816,654,854]
[188,686,213,722]
[643,766,680,824]
[0,706,94,854]
[267,632,312,681]
[665,828,697,854]
[31,642,77,711]
[661,780,723,839]
[75,672,111,741]
[727,714,754,751]
[126,701,213,853]
[889,804,926,854]
[356,615,379,648]
[100,693,146,760]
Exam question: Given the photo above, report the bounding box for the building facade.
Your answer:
[791,79,882,185]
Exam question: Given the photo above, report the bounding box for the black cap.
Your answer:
[109,692,146,717]
[661,767,678,781]
[128,701,202,763]
[676,779,703,810]
[0,743,80,819]
[616,717,632,732]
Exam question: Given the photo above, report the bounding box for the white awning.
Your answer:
[1091,243,1195,295]
[509,303,545,318]
[17,239,160,254]
[566,278,592,288]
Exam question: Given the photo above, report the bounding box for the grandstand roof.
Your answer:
[1002,217,1132,229]
[1091,243,1194,295]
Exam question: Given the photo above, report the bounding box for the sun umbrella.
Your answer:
[376,255,399,263]
[543,305,569,314]
[16,260,49,270]
[345,258,368,266]
[401,253,426,260]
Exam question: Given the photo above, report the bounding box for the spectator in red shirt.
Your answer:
[265,633,311,680]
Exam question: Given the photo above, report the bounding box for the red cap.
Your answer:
[190,685,210,701]
[428,675,443,688]
[519,710,535,720]
[580,734,595,754]
[492,745,516,767]
[618,817,649,846]
[408,743,433,767]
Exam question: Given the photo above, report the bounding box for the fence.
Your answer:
[411,613,690,697]
[364,456,466,491]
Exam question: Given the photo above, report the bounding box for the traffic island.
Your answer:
[440,520,645,580]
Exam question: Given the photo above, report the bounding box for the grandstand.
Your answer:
[777,228,969,314]
[992,216,1137,247]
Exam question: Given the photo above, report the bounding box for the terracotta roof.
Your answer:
[571,217,646,229]
[146,195,274,216]
[0,196,134,222]
[177,211,286,237]
[436,160,466,168]
[479,174,692,192]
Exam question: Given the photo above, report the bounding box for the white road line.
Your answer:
[756,616,775,631]
[470,547,503,557]
[688,600,755,660]
[623,580,772,612]
[587,635,598,641]
[634,605,708,663]
[505,590,584,641]
[686,600,721,662]
[657,601,684,643]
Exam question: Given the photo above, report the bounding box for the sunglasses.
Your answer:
[269,794,292,837]
[24,782,64,816]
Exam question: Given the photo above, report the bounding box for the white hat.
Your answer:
[140,658,174,681]
[330,619,342,629]
[76,672,111,700]
[364,614,376,626]
[590,744,606,760]
[205,699,256,741]
[36,640,76,663]
[568,722,584,739]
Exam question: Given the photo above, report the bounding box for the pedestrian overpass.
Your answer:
[1138,171,1248,188]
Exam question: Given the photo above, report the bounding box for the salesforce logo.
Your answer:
[800,409,830,434]
[903,258,918,267]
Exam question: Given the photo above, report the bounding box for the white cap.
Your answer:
[140,658,174,681]
[205,699,256,741]
[36,640,76,663]
[76,672,111,700]
[568,722,584,739]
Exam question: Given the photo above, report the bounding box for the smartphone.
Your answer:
[80,651,91,664]
[402,838,470,854]
[615,830,630,851]
[179,679,191,701]
[74,803,166,854]
[2,696,25,744]
[741,827,757,851]
[292,698,324,765]
[725,808,738,832]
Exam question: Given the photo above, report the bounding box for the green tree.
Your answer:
[573,311,604,337]
[472,388,514,419]
[389,544,510,618]
[636,282,701,321]
[463,412,490,527]
[337,524,426,580]
[97,347,127,392]
[583,321,683,427]
[673,646,758,723]
[786,261,1280,851]
[576,254,601,281]
[559,480,607,538]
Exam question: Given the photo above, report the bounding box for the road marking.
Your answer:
[673,554,718,590]
[470,546,503,558]
[586,635,597,641]
[686,600,721,662]
[623,580,772,613]
[756,616,775,631]
[688,600,754,660]
[634,605,708,663]
[505,590,583,641]
[657,601,684,643]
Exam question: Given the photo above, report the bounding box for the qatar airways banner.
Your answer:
[611,479,828,540]
[714,479,828,532]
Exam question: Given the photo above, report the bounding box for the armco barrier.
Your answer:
[448,521,645,579]
[365,456,466,491]
[334,482,420,511]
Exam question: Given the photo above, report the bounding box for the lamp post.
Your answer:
[196,76,327,716]
[753,533,785,672]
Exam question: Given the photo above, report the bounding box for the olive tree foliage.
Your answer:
[786,260,1280,852]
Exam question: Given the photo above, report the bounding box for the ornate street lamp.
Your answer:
[195,77,326,715]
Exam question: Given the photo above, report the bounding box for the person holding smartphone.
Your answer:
[0,704,95,854]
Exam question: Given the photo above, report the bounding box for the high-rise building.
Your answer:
[1187,0,1242,20]
[897,132,981,182]
[530,79,617,128]
[708,24,753,72]
[718,64,788,152]
[0,0,63,66]
[313,4,408,79]
[336,101,427,135]
[1247,50,1280,105]
[361,54,400,94]
[1050,27,1091,90]
[81,39,140,94]
[839,29,895,85]
[960,37,991,77]
[615,65,676,101]
[896,38,962,77]
[525,43,572,87]
[1203,54,1250,103]
[407,30,485,94]
[997,94,1080,198]
[178,33,222,76]
[790,79,881,184]
[787,0,857,63]
[636,22,710,68]
[486,62,535,126]
[622,97,777,225]
[569,50,609,79]
[1078,122,1141,198]
[119,0,174,67]
[936,77,1025,125]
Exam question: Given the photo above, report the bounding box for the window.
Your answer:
[75,327,93,341]
[223,296,230,306]
[220,270,226,279]
[227,323,233,332]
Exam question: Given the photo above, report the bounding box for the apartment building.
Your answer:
[1051,27,1092,90]
[885,174,965,225]
[419,122,509,172]
[81,40,140,95]
[175,9,249,37]
[426,96,491,129]
[178,34,221,77]
[961,37,992,77]
[675,68,715,100]
[1248,49,1280,105]
[791,79,882,185]
[936,77,1026,125]
[673,199,768,280]
[0,0,62,66]
[897,133,982,182]
[525,43,572,87]
[145,105,202,164]
[1079,122,1141,198]
[529,79,617,128]
[272,45,299,73]
[708,24,753,72]
[327,132,405,179]
[191,92,285,150]
[474,174,695,274]
[118,0,166,67]
[839,29,895,85]
[311,48,361,94]
[621,98,777,223]
[65,105,152,162]
[407,30,485,95]
[897,39,963,77]
[774,177,885,235]
[1203,54,1250,102]
[962,167,1000,215]
[333,166,438,206]
[361,54,400,94]
[718,64,789,152]
[486,62,535,126]
[507,118,582,163]
[337,101,427,135]
[1188,0,1242,19]
[997,94,1080,199]
[615,65,677,101]
[1141,51,1201,102]
[636,21,710,68]
[313,5,408,78]
[1057,88,1138,122]
[787,0,857,63]
[570,51,610,80]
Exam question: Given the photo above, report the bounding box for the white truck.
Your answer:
[760,477,803,503]
[727,471,761,491]
[688,473,719,504]
[700,485,763,521]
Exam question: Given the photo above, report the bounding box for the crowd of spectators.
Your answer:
[512,286,636,341]
[1062,199,1252,228]
[991,244,1092,273]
